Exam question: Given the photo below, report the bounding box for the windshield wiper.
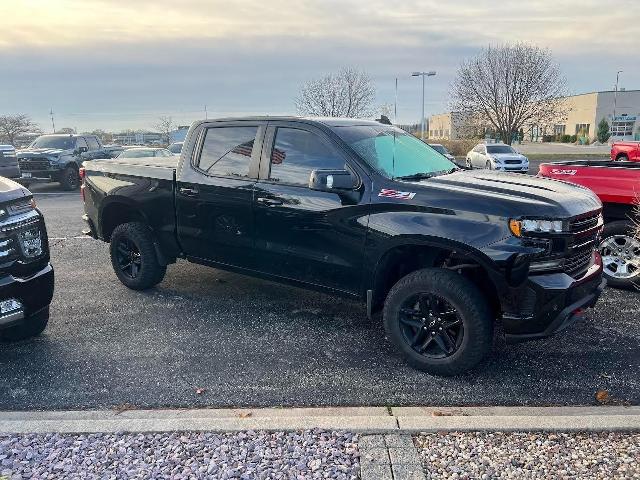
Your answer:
[395,172,438,181]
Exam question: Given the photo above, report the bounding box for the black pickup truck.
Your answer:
[81,117,605,375]
[0,178,54,341]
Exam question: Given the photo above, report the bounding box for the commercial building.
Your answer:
[428,89,640,142]
[112,131,163,145]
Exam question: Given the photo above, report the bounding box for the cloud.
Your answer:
[0,0,638,131]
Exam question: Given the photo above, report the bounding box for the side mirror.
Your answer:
[309,169,355,192]
[78,146,88,154]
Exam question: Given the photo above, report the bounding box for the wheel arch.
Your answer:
[368,237,501,317]
[99,196,150,242]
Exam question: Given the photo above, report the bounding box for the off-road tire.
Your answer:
[110,222,166,290]
[60,165,80,190]
[383,268,493,376]
[0,307,49,342]
[599,220,640,289]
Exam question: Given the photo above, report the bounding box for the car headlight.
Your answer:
[509,218,564,237]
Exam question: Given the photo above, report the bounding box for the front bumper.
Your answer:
[15,170,59,185]
[0,263,54,330]
[502,257,605,343]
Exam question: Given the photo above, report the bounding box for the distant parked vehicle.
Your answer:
[539,160,640,289]
[0,145,20,179]
[0,178,54,341]
[610,141,640,161]
[17,134,104,190]
[82,145,125,160]
[168,142,184,155]
[116,147,173,159]
[466,143,529,173]
[428,144,456,163]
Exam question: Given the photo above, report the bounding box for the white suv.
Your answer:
[466,143,529,173]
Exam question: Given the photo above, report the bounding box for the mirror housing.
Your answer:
[77,146,88,154]
[309,169,355,192]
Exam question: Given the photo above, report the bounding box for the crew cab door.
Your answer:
[176,122,263,268]
[252,122,370,294]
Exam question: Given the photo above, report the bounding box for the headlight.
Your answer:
[509,218,564,236]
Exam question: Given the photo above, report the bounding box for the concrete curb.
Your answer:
[0,406,639,434]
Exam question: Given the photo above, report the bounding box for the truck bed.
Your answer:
[82,156,177,180]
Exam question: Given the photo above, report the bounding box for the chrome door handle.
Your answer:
[256,197,283,206]
[179,186,199,197]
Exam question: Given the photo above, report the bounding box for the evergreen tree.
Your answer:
[597,118,611,143]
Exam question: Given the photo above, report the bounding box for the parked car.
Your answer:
[82,144,125,160]
[116,147,173,159]
[82,117,605,376]
[466,143,529,173]
[0,178,54,341]
[0,145,20,179]
[17,134,104,190]
[428,143,456,163]
[539,160,640,289]
[168,142,184,155]
[610,141,640,161]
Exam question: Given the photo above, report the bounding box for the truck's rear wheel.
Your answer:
[383,268,493,376]
[60,165,80,190]
[110,222,166,290]
[1,307,49,342]
[599,220,640,289]
[616,154,629,162]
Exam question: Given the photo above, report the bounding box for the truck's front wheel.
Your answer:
[59,165,80,190]
[383,268,493,376]
[599,220,640,289]
[109,222,166,290]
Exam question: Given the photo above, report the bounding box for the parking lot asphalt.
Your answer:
[0,184,638,411]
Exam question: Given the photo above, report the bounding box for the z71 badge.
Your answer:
[378,188,416,200]
[549,168,578,175]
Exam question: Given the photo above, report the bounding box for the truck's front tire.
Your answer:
[383,268,493,376]
[60,165,80,190]
[599,220,640,289]
[109,222,166,290]
[1,307,49,342]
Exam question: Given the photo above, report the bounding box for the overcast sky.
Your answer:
[1,0,638,132]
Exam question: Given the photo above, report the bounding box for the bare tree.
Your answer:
[296,67,375,118]
[153,116,175,145]
[0,114,41,146]
[451,43,567,145]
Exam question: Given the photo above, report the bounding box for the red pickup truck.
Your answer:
[539,161,639,288]
[611,141,640,161]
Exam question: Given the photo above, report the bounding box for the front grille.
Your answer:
[570,211,601,235]
[564,248,593,276]
[504,159,521,165]
[18,159,50,171]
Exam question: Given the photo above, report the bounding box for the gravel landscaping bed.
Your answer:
[414,431,639,479]
[0,430,359,479]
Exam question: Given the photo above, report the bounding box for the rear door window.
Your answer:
[85,136,100,150]
[197,126,258,178]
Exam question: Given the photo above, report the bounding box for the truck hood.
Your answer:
[17,148,67,157]
[0,176,30,203]
[403,169,601,218]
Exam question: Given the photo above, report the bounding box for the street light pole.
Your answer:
[411,71,436,140]
[613,70,623,120]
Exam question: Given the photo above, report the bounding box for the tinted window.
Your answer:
[76,137,88,150]
[86,136,100,150]
[198,127,257,178]
[30,136,75,150]
[486,145,515,154]
[269,128,345,185]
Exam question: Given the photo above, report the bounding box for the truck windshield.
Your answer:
[30,136,75,150]
[333,125,456,179]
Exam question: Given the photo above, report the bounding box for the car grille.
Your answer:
[18,159,50,171]
[563,210,603,277]
[504,159,521,165]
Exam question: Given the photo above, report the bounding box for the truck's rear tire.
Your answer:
[599,220,640,289]
[109,222,166,290]
[60,165,80,190]
[1,307,49,342]
[383,268,493,376]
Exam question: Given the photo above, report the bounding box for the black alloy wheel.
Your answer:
[115,236,143,279]
[398,293,464,359]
